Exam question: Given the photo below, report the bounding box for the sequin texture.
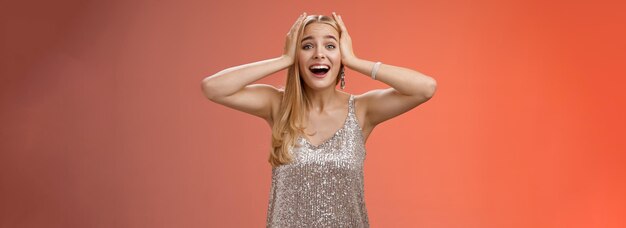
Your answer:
[266,95,369,227]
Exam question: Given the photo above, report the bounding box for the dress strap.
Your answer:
[348,94,355,116]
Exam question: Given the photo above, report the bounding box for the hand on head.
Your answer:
[283,12,307,64]
[332,12,356,67]
[283,12,357,67]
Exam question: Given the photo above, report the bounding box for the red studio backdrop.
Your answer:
[1,0,625,227]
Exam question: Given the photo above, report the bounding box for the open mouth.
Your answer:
[309,65,330,77]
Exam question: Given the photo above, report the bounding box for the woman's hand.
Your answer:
[332,12,358,67]
[282,12,307,64]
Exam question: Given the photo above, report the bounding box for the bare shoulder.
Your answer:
[252,84,284,125]
[252,83,284,111]
[353,89,386,114]
[266,85,284,127]
[353,91,380,137]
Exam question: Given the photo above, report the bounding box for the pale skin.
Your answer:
[201,12,437,146]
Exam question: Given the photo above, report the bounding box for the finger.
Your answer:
[338,15,347,33]
[297,12,307,29]
[292,14,303,28]
[289,13,306,34]
[332,12,340,26]
[332,12,348,33]
[289,16,304,36]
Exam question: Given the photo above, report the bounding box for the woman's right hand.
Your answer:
[282,12,307,64]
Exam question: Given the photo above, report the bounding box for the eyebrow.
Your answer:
[301,35,338,43]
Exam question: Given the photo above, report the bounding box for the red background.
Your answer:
[1,0,625,227]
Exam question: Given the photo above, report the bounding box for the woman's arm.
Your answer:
[201,13,307,123]
[201,56,290,121]
[332,12,437,127]
[347,58,437,126]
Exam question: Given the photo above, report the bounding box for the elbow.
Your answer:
[428,78,438,98]
[201,77,219,101]
[422,77,437,100]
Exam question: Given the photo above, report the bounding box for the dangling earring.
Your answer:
[340,67,346,90]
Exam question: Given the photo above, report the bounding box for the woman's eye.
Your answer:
[302,44,312,49]
[327,44,336,49]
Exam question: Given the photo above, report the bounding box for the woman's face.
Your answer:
[297,22,341,91]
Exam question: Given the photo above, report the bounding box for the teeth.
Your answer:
[310,65,329,70]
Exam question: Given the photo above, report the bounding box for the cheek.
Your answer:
[331,52,342,64]
[297,52,306,68]
[330,49,341,59]
[296,50,304,61]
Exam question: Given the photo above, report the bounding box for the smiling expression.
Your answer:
[297,22,342,91]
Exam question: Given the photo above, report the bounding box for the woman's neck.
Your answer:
[304,87,342,113]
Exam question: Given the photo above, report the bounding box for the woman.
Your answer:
[201,12,436,227]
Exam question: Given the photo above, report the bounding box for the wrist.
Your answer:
[342,56,359,69]
[278,55,294,68]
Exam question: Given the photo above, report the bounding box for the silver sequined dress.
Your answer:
[266,95,369,228]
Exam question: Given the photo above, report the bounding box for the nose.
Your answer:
[313,48,325,59]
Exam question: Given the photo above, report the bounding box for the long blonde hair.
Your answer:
[268,15,343,167]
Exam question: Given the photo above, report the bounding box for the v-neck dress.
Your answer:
[266,94,370,227]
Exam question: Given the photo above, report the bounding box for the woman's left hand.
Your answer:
[332,12,358,67]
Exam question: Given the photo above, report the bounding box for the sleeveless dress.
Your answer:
[266,94,370,228]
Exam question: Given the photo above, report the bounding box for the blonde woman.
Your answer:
[201,12,436,227]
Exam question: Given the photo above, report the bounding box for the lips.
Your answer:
[309,64,330,77]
